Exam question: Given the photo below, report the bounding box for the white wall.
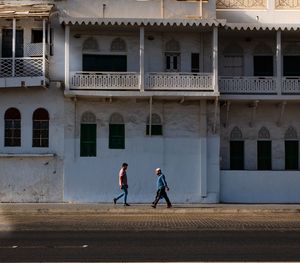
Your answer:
[64,99,220,203]
[221,170,300,203]
[0,86,65,202]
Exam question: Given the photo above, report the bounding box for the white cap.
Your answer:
[155,168,161,173]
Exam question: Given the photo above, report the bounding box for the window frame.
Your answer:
[32,108,49,148]
[4,108,21,147]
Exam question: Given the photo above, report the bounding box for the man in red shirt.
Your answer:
[113,163,130,206]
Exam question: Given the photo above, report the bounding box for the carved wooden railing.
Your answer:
[70,72,140,90]
[282,77,300,94]
[145,72,214,91]
[219,76,276,94]
[216,0,266,8]
[276,0,300,8]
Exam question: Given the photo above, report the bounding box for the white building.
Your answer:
[0,0,299,203]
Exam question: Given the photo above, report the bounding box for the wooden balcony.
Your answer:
[0,58,49,88]
[219,76,300,96]
[219,76,277,94]
[70,71,214,92]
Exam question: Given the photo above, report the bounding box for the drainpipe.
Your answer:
[212,26,218,93]
[65,25,70,91]
[139,27,145,92]
[12,18,16,77]
[276,30,282,96]
[149,96,152,136]
[199,100,207,198]
[42,19,46,80]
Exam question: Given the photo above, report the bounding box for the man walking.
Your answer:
[113,162,130,206]
[151,168,172,208]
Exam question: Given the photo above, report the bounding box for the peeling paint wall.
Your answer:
[0,88,64,202]
[64,99,220,203]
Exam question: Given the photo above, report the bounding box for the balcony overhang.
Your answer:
[225,23,300,31]
[60,15,225,28]
[0,4,54,18]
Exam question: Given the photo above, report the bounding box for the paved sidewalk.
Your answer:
[0,203,300,214]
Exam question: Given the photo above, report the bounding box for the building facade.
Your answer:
[0,0,299,203]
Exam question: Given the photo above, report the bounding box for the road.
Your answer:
[0,211,300,261]
[0,230,300,261]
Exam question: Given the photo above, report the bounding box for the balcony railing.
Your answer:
[282,77,300,94]
[25,43,50,57]
[145,72,213,91]
[219,76,277,94]
[0,58,47,78]
[71,72,140,90]
[70,72,215,91]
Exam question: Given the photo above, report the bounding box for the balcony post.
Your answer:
[12,18,16,77]
[276,30,282,95]
[65,25,70,91]
[212,26,218,93]
[199,100,207,198]
[42,19,46,77]
[139,27,145,91]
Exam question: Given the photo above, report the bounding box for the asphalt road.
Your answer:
[0,230,300,262]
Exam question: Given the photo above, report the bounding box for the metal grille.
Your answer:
[0,58,44,78]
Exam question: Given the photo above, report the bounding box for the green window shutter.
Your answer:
[230,141,244,170]
[146,125,163,136]
[257,141,272,170]
[109,124,125,149]
[285,140,299,170]
[80,124,97,157]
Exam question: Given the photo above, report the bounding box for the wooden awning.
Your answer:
[0,4,54,18]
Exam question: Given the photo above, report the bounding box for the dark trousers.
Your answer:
[153,188,171,207]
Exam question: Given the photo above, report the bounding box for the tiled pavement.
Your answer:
[0,203,300,231]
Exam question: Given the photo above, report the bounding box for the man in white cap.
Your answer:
[151,168,172,208]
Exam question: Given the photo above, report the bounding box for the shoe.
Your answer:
[113,198,116,205]
[124,203,130,206]
[167,205,172,208]
[151,205,156,208]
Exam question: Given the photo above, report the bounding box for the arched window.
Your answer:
[165,39,180,72]
[257,127,272,170]
[4,107,21,147]
[146,113,162,136]
[111,38,126,52]
[222,43,244,76]
[109,113,125,149]
[32,108,49,148]
[230,127,244,170]
[80,111,97,157]
[285,126,298,170]
[253,43,273,76]
[82,37,99,51]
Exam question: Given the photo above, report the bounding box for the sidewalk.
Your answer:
[1,203,300,214]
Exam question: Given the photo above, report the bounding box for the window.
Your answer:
[32,29,43,43]
[222,44,244,76]
[285,141,298,170]
[80,112,97,157]
[2,29,24,58]
[4,108,21,147]
[257,127,271,170]
[257,141,272,170]
[285,127,298,170]
[229,127,244,170]
[283,56,300,76]
[111,38,126,52]
[191,53,200,73]
[109,113,125,149]
[253,56,273,76]
[253,43,273,76]
[146,113,162,136]
[32,108,49,148]
[82,55,127,72]
[165,39,180,72]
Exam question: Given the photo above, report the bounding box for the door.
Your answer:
[82,55,127,72]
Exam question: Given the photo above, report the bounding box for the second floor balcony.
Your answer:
[70,71,214,91]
